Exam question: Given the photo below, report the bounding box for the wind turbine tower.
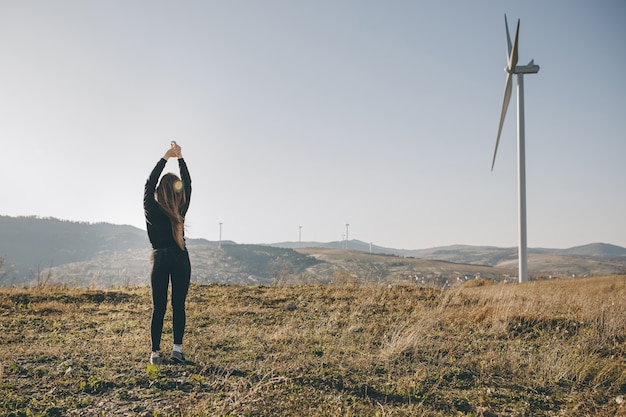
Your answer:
[492,15,540,283]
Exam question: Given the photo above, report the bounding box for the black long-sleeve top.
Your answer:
[143,158,192,249]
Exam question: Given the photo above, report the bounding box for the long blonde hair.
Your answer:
[156,173,187,250]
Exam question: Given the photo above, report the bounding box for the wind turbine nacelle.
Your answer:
[514,59,540,74]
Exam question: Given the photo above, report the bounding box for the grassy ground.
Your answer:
[1,276,625,416]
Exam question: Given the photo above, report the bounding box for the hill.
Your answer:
[558,242,626,259]
[2,215,626,286]
[0,215,148,273]
[0,216,214,284]
[1,276,625,416]
[272,241,626,262]
[24,245,514,288]
[42,244,324,287]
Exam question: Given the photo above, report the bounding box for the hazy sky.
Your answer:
[1,1,625,249]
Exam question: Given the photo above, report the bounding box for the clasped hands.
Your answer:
[164,141,183,160]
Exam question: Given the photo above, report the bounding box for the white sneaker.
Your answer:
[170,350,185,364]
[150,352,162,365]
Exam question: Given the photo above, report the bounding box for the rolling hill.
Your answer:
[1,215,625,286]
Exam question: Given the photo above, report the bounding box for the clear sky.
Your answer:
[1,1,625,250]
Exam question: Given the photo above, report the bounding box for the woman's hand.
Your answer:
[164,141,183,159]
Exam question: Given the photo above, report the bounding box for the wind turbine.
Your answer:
[491,15,540,283]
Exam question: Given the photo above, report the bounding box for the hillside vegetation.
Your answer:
[3,216,626,286]
[1,275,625,416]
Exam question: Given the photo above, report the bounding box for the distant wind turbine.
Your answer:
[491,15,540,283]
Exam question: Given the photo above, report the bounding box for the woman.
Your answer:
[143,141,192,365]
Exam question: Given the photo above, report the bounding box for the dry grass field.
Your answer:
[1,275,625,416]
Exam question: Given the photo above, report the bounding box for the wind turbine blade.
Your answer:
[508,19,520,71]
[504,15,512,59]
[492,72,513,170]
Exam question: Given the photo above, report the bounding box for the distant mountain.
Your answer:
[271,240,626,266]
[1,215,625,286]
[0,216,324,286]
[270,240,413,256]
[268,240,626,279]
[41,244,323,287]
[559,243,626,259]
[0,215,213,280]
[1,216,146,276]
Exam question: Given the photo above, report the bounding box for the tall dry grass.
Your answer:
[0,276,624,416]
[379,276,626,409]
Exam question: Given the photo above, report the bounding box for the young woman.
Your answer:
[143,141,192,365]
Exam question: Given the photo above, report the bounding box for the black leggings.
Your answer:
[150,247,191,352]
